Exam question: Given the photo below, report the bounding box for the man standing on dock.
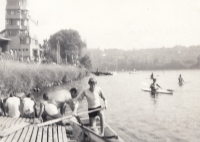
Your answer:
[73,77,108,136]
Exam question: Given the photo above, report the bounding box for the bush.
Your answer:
[0,61,89,96]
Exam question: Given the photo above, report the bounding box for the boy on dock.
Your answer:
[73,77,108,136]
[22,93,37,123]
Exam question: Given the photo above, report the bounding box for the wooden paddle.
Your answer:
[142,82,174,92]
[37,107,104,127]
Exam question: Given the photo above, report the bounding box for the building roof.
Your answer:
[0,37,11,41]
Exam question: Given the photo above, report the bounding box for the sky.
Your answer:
[0,0,200,50]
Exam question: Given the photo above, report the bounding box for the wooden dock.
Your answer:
[0,117,77,142]
[0,98,90,142]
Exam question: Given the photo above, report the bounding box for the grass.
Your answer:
[0,61,89,96]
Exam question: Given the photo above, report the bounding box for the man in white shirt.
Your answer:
[73,77,107,136]
[22,93,36,123]
[5,93,20,118]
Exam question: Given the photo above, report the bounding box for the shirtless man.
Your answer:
[73,78,107,136]
[150,78,162,94]
[178,74,184,84]
[62,88,78,115]
[38,93,63,123]
[38,89,78,124]
[41,89,72,115]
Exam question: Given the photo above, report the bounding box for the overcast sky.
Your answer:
[0,0,200,50]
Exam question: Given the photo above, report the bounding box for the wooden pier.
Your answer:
[0,116,77,142]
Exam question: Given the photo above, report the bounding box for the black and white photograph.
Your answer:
[0,0,200,141]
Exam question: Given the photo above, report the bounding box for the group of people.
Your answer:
[38,77,107,136]
[0,92,37,123]
[0,77,107,136]
[150,73,184,92]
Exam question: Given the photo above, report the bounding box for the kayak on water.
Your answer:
[70,117,124,142]
[141,88,174,94]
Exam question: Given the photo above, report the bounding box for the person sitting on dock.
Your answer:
[150,78,162,93]
[5,92,21,118]
[73,77,107,136]
[150,73,154,79]
[22,93,37,123]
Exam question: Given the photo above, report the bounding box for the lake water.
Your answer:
[90,70,200,142]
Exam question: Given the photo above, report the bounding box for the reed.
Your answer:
[0,61,89,96]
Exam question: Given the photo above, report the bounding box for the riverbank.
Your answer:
[0,61,90,97]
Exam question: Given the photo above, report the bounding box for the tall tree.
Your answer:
[48,29,86,64]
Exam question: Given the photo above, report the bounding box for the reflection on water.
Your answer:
[95,70,200,142]
[150,93,158,105]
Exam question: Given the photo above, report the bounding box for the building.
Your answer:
[1,0,41,59]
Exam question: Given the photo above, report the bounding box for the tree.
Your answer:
[79,54,92,69]
[48,29,86,64]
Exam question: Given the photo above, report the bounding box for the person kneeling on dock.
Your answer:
[38,93,67,125]
[61,88,79,115]
[73,77,107,136]
[38,89,78,125]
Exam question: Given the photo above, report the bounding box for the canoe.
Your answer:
[70,117,124,142]
[141,88,173,94]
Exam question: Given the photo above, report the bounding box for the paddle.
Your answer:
[142,82,174,92]
[37,107,104,127]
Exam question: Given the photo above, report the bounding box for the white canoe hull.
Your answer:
[141,88,173,94]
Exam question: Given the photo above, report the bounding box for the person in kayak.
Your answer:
[73,77,107,136]
[178,74,184,84]
[150,78,162,93]
[150,73,154,79]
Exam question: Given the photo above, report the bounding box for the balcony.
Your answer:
[6,14,21,19]
[21,26,29,30]
[6,5,27,10]
[21,14,29,19]
[6,25,21,29]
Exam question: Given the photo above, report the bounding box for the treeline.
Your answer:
[89,45,200,71]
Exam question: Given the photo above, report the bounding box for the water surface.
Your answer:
[95,70,200,142]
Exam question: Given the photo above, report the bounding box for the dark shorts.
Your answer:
[88,106,101,118]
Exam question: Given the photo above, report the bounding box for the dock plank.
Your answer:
[61,126,68,142]
[30,126,38,142]
[2,118,23,142]
[42,126,48,142]
[58,125,63,142]
[36,127,43,142]
[53,124,58,142]
[23,125,34,142]
[0,117,17,140]
[0,117,7,124]
[0,118,18,141]
[0,117,12,130]
[11,118,27,142]
[17,119,30,142]
[48,125,53,142]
